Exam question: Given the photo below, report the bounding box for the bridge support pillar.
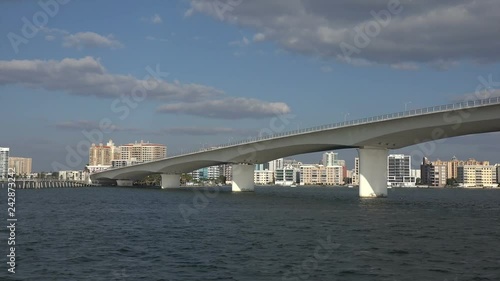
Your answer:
[161,174,180,189]
[232,164,254,192]
[359,147,388,198]
[116,179,134,187]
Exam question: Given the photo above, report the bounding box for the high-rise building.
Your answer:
[421,157,447,187]
[352,157,360,185]
[119,140,166,163]
[458,165,497,188]
[220,164,232,182]
[496,164,500,184]
[268,158,284,171]
[0,147,9,180]
[495,164,500,184]
[89,140,114,166]
[254,163,270,171]
[433,157,490,180]
[8,157,32,176]
[388,154,415,187]
[322,152,338,166]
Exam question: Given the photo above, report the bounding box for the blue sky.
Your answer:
[1,0,499,171]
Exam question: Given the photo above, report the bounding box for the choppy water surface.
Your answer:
[2,186,500,280]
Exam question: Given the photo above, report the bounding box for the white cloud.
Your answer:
[62,32,123,50]
[156,97,292,119]
[151,14,163,24]
[0,57,222,101]
[0,57,291,119]
[253,33,266,42]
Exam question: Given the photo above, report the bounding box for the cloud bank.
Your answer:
[187,0,500,67]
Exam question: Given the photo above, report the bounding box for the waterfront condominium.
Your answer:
[457,165,497,188]
[8,157,32,176]
[421,157,448,187]
[89,140,115,166]
[387,154,415,187]
[0,147,9,180]
[119,140,167,163]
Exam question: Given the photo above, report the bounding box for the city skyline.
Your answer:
[1,1,500,171]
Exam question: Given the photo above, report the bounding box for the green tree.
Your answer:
[217,175,227,184]
[446,178,458,187]
[180,173,193,184]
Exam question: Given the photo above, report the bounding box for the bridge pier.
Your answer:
[161,174,180,189]
[359,147,388,198]
[232,164,254,192]
[116,179,134,187]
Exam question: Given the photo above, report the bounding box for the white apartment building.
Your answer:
[0,147,9,180]
[275,166,299,186]
[457,165,497,188]
[254,170,274,185]
[388,154,415,187]
[59,171,85,181]
[352,157,360,185]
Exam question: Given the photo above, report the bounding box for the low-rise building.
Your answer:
[300,164,343,186]
[86,165,112,174]
[254,170,274,185]
[59,170,85,181]
[457,165,497,188]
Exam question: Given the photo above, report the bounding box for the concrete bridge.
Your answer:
[91,97,500,197]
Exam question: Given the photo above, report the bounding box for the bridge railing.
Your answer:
[130,97,500,162]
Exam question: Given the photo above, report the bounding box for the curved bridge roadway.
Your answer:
[91,97,500,197]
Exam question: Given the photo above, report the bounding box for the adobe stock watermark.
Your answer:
[7,0,70,54]
[409,74,500,167]
[339,0,403,63]
[212,0,243,21]
[51,65,169,172]
[282,235,340,281]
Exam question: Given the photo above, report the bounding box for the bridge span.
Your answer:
[91,97,500,197]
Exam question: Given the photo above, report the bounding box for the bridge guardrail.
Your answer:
[97,97,500,171]
[168,97,500,157]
